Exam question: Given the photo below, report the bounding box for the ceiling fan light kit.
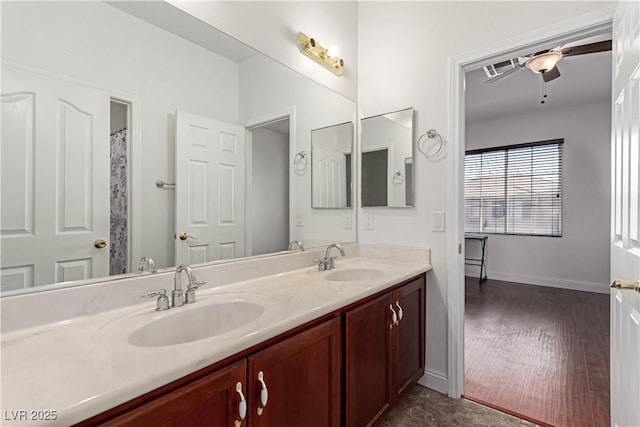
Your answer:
[482,39,612,104]
[526,51,563,74]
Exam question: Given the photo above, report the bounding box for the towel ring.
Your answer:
[418,129,445,158]
[392,171,404,185]
[294,151,308,173]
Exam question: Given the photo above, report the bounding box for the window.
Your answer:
[464,139,563,236]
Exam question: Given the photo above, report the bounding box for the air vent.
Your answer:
[483,58,520,79]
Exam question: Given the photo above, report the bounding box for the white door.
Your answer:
[175,111,246,265]
[312,147,347,208]
[1,65,110,291]
[610,1,640,426]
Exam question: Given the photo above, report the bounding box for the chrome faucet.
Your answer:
[288,240,305,251]
[172,264,206,307]
[138,256,156,273]
[317,243,345,271]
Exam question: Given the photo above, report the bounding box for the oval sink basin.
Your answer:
[324,268,384,282]
[129,301,264,347]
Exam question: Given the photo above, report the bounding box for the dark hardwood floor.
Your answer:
[464,278,610,427]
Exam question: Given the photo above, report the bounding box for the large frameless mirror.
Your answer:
[311,122,354,209]
[361,108,415,208]
[0,1,357,296]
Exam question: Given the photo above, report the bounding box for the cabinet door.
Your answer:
[392,277,426,399]
[102,360,247,427]
[248,317,341,427]
[345,293,392,427]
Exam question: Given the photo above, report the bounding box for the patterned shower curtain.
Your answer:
[110,128,128,275]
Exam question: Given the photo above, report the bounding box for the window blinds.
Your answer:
[464,140,563,237]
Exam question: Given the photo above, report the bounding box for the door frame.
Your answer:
[109,93,142,274]
[446,7,616,398]
[243,107,296,256]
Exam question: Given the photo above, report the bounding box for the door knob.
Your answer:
[94,239,107,249]
[178,232,197,241]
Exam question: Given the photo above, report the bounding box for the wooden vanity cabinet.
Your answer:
[391,277,426,398]
[98,318,341,427]
[345,276,426,427]
[345,293,393,427]
[83,274,425,427]
[103,359,247,427]
[248,316,341,427]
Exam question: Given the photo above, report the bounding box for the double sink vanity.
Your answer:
[1,244,431,426]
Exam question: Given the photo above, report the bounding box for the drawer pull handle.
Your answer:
[396,301,403,323]
[235,382,247,424]
[257,371,269,415]
[389,304,398,328]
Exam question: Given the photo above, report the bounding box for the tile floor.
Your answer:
[377,384,538,426]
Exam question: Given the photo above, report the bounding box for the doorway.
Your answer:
[446,5,615,416]
[462,50,612,423]
[247,117,291,256]
[109,99,131,275]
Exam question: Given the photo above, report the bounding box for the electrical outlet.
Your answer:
[364,213,374,230]
[432,211,445,232]
[343,213,352,229]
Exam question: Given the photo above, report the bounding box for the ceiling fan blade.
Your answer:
[561,40,612,57]
[483,64,524,84]
[542,65,561,83]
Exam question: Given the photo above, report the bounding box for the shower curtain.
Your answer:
[110,128,128,275]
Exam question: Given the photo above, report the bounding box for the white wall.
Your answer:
[239,53,357,247]
[251,128,290,255]
[465,100,611,292]
[2,1,239,270]
[357,1,614,391]
[167,0,359,101]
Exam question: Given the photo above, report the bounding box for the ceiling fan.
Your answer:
[484,40,612,85]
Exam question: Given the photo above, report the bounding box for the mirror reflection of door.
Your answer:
[362,149,389,207]
[247,118,290,256]
[175,111,246,266]
[1,65,112,291]
[311,122,353,209]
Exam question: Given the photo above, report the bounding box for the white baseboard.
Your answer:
[476,270,610,294]
[417,369,449,395]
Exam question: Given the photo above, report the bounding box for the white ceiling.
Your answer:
[465,45,612,123]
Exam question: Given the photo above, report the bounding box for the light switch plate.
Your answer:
[432,211,445,232]
[296,213,304,227]
[364,213,374,230]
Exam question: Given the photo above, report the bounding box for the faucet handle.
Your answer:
[142,289,170,311]
[314,258,327,271]
[188,280,207,290]
[185,281,207,304]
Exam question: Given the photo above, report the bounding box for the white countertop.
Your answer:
[1,255,430,426]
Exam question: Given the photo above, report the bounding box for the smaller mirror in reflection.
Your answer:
[311,122,354,209]
[361,108,414,208]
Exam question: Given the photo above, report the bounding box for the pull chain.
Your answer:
[541,79,548,104]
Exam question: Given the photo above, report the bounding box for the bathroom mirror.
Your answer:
[361,108,415,208]
[0,1,356,295]
[311,122,354,209]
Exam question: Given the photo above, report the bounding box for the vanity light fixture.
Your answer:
[297,32,344,76]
